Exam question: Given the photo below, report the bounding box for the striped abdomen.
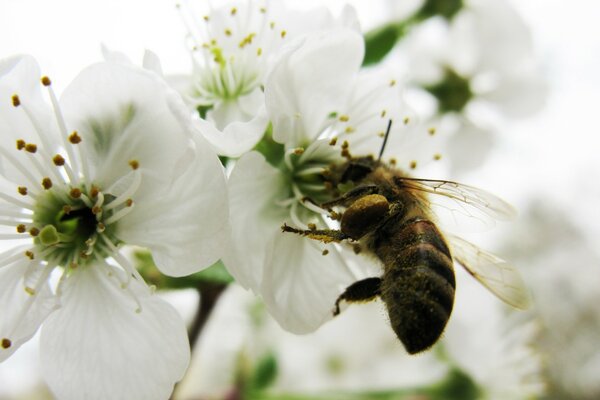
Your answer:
[374,218,455,354]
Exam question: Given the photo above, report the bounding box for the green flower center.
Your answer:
[32,184,124,267]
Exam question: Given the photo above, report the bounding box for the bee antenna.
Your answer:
[378,119,393,161]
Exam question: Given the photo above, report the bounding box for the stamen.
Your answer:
[0,146,42,190]
[128,160,139,170]
[289,202,306,229]
[104,203,135,225]
[101,261,143,313]
[104,170,142,211]
[68,131,82,144]
[0,192,34,211]
[6,262,56,339]
[44,79,81,183]
[41,177,52,190]
[17,186,28,196]
[11,95,20,107]
[1,338,11,349]
[52,154,65,166]
[24,143,37,153]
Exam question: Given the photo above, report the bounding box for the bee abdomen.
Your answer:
[377,219,456,354]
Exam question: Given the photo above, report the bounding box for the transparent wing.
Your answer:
[448,234,530,309]
[398,177,516,232]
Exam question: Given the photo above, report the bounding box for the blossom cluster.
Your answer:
[0,0,545,399]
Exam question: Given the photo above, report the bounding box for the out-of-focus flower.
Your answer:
[389,0,546,171]
[223,27,446,336]
[502,200,600,399]
[173,0,359,157]
[0,55,229,400]
[444,267,545,400]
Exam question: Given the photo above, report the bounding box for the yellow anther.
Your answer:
[17,186,28,196]
[11,95,20,107]
[70,188,82,198]
[403,117,410,124]
[53,154,65,166]
[281,30,287,38]
[16,139,26,150]
[428,127,436,136]
[90,186,100,198]
[29,227,40,237]
[126,199,134,207]
[129,160,139,170]
[203,15,209,22]
[24,251,34,260]
[329,137,338,146]
[1,338,11,349]
[224,28,232,36]
[25,287,36,296]
[41,76,52,86]
[294,148,304,155]
[41,177,52,190]
[389,79,396,87]
[339,115,349,122]
[433,153,442,161]
[307,223,317,231]
[25,143,37,153]
[16,224,26,233]
[344,126,355,134]
[257,48,263,56]
[322,249,329,256]
[409,160,417,169]
[69,131,82,144]
[231,7,237,15]
[380,110,387,118]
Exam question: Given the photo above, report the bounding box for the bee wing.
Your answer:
[398,177,517,231]
[448,234,531,310]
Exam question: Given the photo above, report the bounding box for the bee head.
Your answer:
[339,156,378,184]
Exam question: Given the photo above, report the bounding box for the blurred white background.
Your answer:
[1,0,599,398]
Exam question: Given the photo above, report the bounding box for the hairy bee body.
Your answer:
[338,161,456,353]
[284,153,527,354]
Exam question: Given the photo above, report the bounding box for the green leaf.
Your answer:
[363,23,404,66]
[248,352,279,391]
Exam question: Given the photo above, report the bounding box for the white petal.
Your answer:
[40,264,190,400]
[199,103,269,157]
[265,28,364,145]
[60,61,193,199]
[0,251,57,362]
[261,234,358,334]
[222,151,288,290]
[117,134,230,276]
[478,68,548,118]
[0,55,60,181]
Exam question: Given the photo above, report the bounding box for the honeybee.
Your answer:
[282,123,529,354]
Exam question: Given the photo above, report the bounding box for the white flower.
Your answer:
[443,267,545,399]
[223,28,445,335]
[0,55,229,400]
[390,0,546,171]
[174,0,359,157]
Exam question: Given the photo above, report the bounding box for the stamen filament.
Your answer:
[104,204,135,225]
[7,262,56,339]
[104,171,141,211]
[44,84,81,183]
[0,147,41,190]
[0,193,34,211]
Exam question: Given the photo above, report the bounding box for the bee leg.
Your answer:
[281,223,349,243]
[333,277,382,316]
[321,185,381,209]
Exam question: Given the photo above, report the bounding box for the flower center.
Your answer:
[32,184,127,267]
[177,2,288,107]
